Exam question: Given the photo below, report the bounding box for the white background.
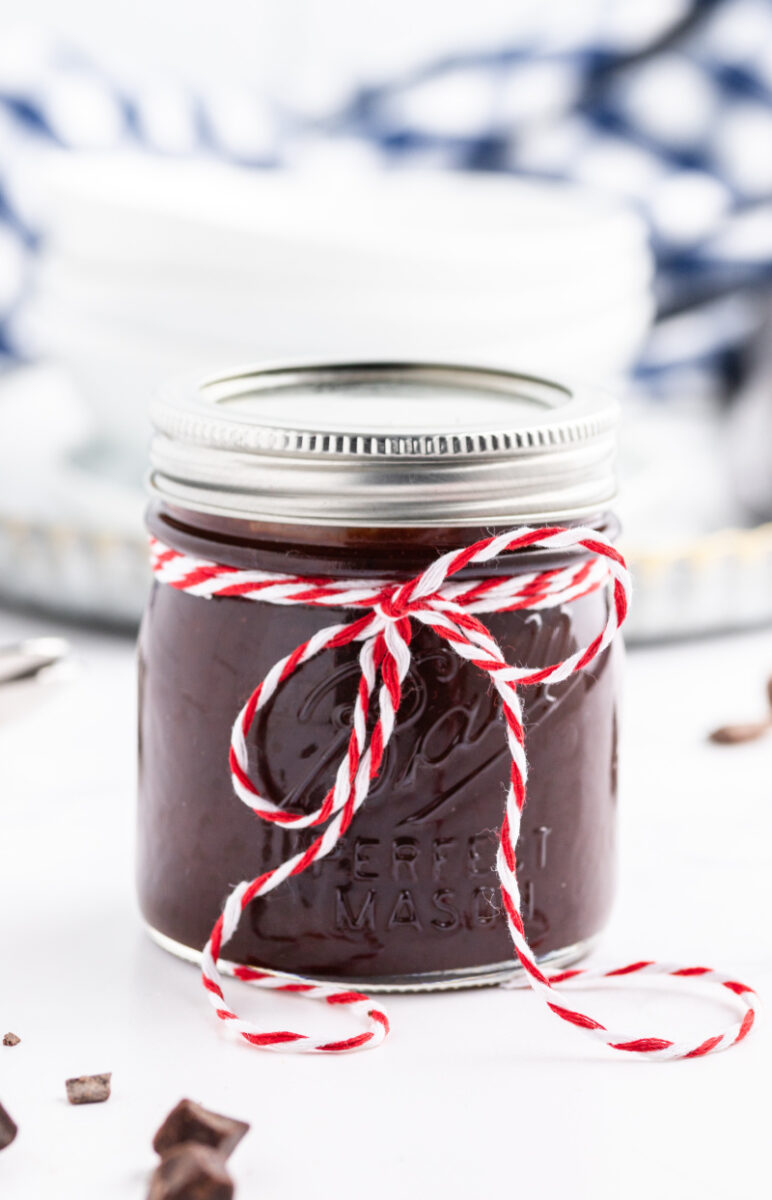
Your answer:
[0,606,769,1199]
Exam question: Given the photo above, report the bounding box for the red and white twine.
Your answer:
[150,526,757,1059]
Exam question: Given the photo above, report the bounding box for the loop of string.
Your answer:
[150,526,756,1058]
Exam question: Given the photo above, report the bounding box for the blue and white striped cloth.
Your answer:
[1,0,771,395]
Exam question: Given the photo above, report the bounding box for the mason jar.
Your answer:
[138,361,621,989]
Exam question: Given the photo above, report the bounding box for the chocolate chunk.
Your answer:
[153,1099,249,1160]
[708,721,770,745]
[65,1072,112,1105]
[0,1101,18,1151]
[147,1144,233,1200]
[2,1033,20,1047]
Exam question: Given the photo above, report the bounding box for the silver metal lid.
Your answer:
[149,361,618,526]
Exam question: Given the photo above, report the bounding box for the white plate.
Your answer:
[32,245,653,336]
[34,209,651,303]
[19,155,650,274]
[23,263,653,353]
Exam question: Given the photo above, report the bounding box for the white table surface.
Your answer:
[0,606,769,1200]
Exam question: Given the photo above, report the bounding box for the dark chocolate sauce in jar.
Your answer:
[138,509,620,983]
[138,361,621,986]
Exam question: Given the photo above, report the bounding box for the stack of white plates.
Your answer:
[10,153,653,462]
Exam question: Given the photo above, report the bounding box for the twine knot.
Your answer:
[374,585,417,622]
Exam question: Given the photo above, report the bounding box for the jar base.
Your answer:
[144,923,599,993]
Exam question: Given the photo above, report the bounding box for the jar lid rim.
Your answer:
[153,359,616,455]
[149,359,618,526]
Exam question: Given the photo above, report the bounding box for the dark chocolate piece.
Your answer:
[65,1072,112,1105]
[708,721,770,745]
[2,1033,20,1047]
[147,1144,233,1200]
[153,1099,249,1160]
[0,1101,17,1151]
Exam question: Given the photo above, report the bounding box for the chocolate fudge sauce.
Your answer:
[138,505,620,983]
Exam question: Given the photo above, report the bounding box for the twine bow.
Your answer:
[150,525,756,1058]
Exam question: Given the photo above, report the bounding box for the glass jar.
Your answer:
[138,362,621,989]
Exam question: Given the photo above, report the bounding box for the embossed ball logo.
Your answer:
[251,636,506,822]
[245,613,576,944]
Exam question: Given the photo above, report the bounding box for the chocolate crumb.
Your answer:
[65,1072,112,1105]
[147,1143,233,1200]
[0,1101,18,1151]
[2,1033,20,1047]
[708,721,771,745]
[153,1099,249,1161]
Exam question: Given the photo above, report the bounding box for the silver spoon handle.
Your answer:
[0,637,71,687]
